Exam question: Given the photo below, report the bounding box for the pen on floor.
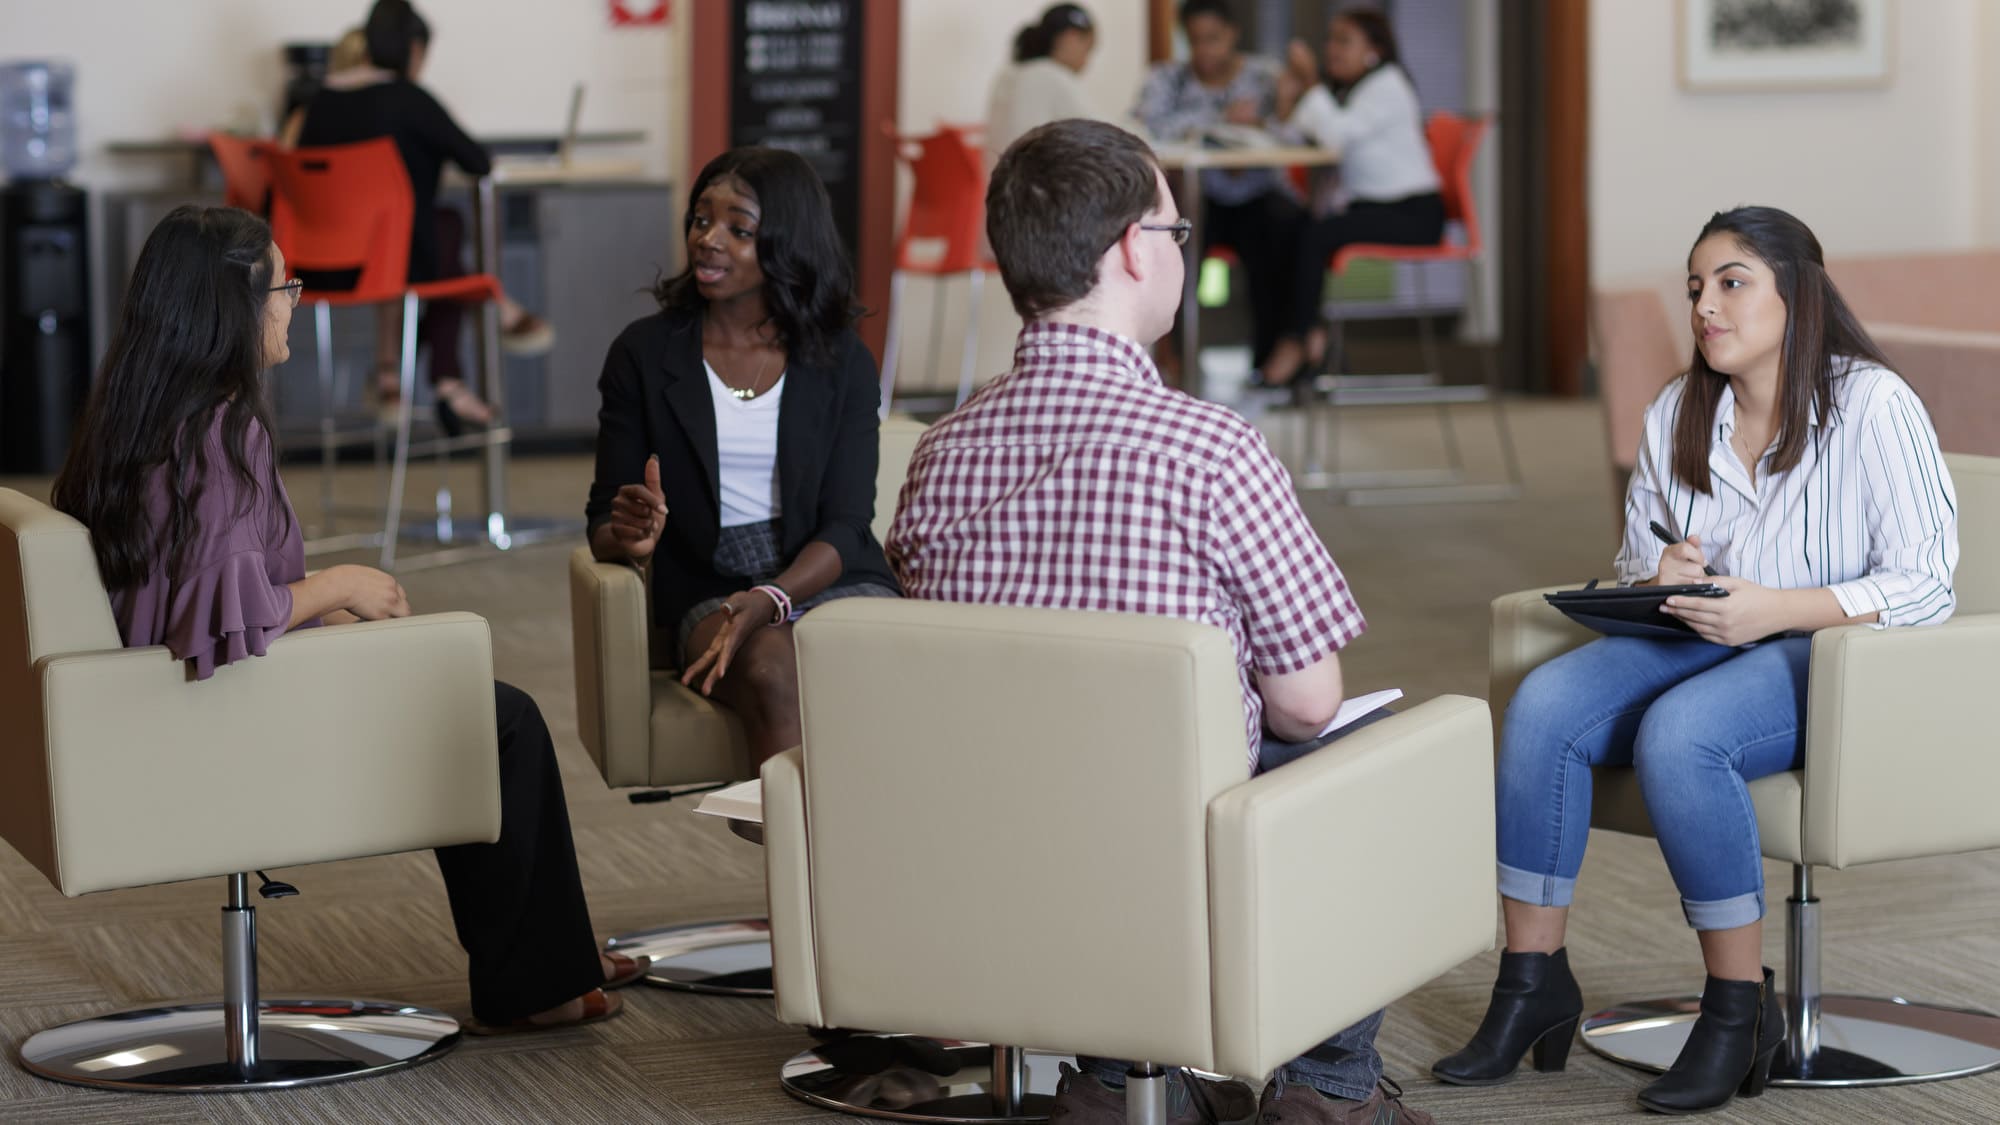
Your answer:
[1648,520,1718,577]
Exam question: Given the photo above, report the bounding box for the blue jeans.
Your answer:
[1495,636,1811,931]
[1078,710,1395,1101]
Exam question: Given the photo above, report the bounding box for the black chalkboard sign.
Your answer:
[730,0,865,258]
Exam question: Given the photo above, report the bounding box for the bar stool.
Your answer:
[880,125,995,417]
[265,138,516,570]
[1289,112,1521,504]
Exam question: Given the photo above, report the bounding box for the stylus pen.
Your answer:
[1648,520,1719,576]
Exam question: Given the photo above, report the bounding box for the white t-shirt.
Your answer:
[986,58,1095,162]
[705,360,785,528]
[1286,66,1440,204]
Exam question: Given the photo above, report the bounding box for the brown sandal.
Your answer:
[603,951,652,990]
[464,987,622,1037]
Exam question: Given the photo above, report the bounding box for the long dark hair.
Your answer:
[653,146,858,365]
[1671,205,1891,495]
[52,206,289,592]
[365,0,430,77]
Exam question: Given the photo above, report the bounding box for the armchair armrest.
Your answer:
[1206,695,1496,1079]
[761,748,823,1029]
[1803,613,2000,868]
[569,546,653,787]
[1490,587,1599,737]
[36,611,501,896]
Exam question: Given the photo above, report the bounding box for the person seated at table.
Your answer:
[586,146,901,769]
[1433,205,1957,1115]
[296,0,552,429]
[50,204,646,1035]
[986,4,1099,160]
[1132,0,1307,381]
[278,28,371,149]
[1261,7,1441,388]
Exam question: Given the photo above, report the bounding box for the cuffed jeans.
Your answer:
[1495,636,1810,931]
[1078,708,1395,1101]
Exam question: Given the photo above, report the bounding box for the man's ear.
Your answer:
[1111,222,1143,282]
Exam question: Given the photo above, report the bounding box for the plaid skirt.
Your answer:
[676,518,899,656]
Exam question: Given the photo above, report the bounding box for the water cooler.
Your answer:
[0,60,89,475]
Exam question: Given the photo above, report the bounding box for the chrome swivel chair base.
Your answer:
[19,999,459,1093]
[1581,993,2000,1087]
[782,1036,1063,1123]
[605,917,774,996]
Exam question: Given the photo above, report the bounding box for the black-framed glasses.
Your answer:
[1140,218,1193,247]
[269,278,304,307]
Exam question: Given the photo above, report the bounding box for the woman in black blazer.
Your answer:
[586,147,899,767]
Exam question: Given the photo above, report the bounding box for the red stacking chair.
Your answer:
[265,138,514,569]
[207,133,273,214]
[1294,111,1521,502]
[880,124,999,416]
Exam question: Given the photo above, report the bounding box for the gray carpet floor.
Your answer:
[2,397,1997,1123]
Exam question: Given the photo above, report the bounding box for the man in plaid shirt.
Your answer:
[886,120,1426,1125]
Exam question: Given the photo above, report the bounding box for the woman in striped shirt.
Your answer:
[1433,206,1958,1114]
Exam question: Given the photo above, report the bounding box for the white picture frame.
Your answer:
[1679,0,1894,92]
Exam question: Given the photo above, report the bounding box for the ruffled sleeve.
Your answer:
[162,547,296,680]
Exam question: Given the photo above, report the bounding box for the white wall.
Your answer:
[1590,0,1982,288]
[0,0,679,190]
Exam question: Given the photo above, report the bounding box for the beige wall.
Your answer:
[1,0,678,190]
[1589,0,1983,287]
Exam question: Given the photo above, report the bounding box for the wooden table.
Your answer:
[1153,143,1339,401]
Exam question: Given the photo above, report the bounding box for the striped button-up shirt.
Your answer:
[1617,363,1958,627]
[886,322,1366,768]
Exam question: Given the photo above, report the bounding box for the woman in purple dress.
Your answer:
[50,204,639,1034]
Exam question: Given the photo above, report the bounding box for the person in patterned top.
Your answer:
[885,119,1429,1125]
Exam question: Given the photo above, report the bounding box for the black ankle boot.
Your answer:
[1637,967,1784,1115]
[1432,948,1585,1086]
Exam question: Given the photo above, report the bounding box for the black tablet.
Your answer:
[1544,581,1727,640]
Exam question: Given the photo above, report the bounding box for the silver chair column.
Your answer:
[1581,862,2000,1086]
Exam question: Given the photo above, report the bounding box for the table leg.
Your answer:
[1178,170,1205,400]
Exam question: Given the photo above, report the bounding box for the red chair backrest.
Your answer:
[207,133,273,214]
[892,125,986,274]
[264,138,414,302]
[1425,111,1488,254]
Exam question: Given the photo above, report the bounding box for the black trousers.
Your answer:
[1283,191,1447,338]
[433,681,602,1023]
[1205,189,1311,368]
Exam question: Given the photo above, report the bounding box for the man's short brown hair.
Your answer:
[985,119,1163,319]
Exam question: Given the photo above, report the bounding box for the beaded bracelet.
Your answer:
[750,583,792,627]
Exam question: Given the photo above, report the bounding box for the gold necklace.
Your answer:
[706,313,779,400]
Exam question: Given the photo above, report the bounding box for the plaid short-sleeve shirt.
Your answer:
[886,322,1366,769]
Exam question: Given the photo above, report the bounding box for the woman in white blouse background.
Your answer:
[1261,8,1442,386]
[1433,206,1958,1116]
[985,4,1097,162]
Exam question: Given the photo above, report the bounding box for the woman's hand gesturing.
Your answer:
[608,454,668,560]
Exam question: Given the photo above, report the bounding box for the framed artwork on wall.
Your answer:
[1679,0,1894,91]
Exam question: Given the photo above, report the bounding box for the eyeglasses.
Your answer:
[1140,218,1193,247]
[269,278,304,307]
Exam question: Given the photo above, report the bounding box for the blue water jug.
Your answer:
[1,61,78,181]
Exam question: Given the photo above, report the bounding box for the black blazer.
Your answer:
[585,307,900,634]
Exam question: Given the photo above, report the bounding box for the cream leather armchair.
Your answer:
[763,599,1498,1121]
[0,488,501,1092]
[1490,451,2000,1088]
[569,415,928,995]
